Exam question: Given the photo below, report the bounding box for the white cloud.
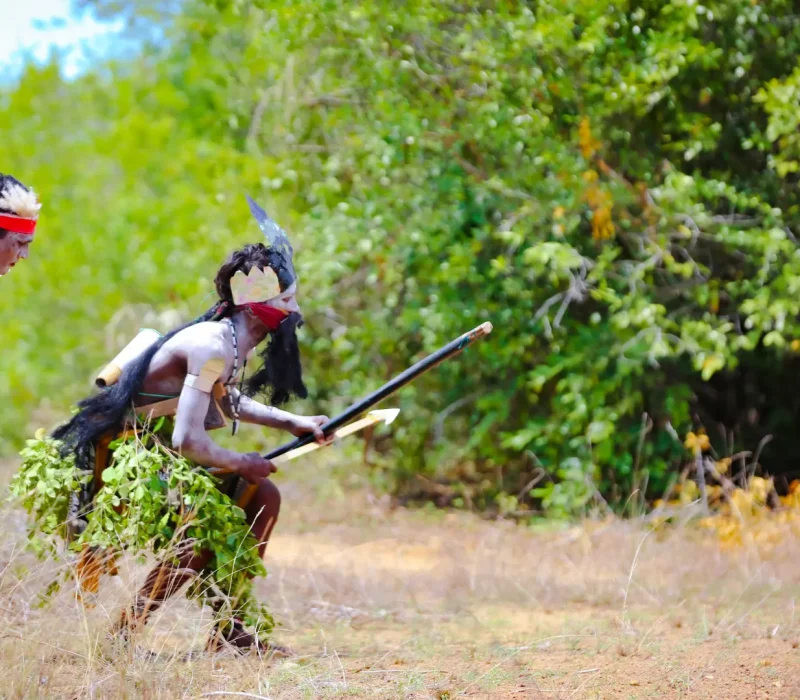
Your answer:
[0,0,123,79]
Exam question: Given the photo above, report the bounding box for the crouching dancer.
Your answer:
[12,197,326,654]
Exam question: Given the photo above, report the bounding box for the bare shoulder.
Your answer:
[170,322,233,372]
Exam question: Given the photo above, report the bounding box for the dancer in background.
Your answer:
[0,173,41,276]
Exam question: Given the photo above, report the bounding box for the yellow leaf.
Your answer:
[685,431,710,452]
[701,354,725,381]
[748,476,772,505]
[731,488,754,516]
[680,480,699,504]
[578,117,600,158]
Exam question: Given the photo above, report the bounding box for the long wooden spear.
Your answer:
[264,321,492,461]
[226,321,493,506]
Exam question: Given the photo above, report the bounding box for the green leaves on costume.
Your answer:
[10,433,273,636]
[9,434,89,544]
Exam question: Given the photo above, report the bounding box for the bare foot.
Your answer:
[206,620,292,657]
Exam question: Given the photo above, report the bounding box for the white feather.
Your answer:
[0,184,41,219]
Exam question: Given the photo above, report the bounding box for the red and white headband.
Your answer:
[0,213,37,236]
[0,184,40,237]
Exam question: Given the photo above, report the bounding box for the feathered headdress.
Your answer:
[230,196,296,305]
[0,174,41,237]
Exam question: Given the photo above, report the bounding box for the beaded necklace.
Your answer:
[225,318,247,436]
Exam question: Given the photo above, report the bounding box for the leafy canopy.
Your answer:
[4,0,800,516]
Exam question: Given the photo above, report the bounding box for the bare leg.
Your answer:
[206,479,283,653]
[114,544,212,636]
[115,478,281,643]
[244,477,281,557]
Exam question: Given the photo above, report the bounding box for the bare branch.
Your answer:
[532,292,564,327]
[433,392,480,442]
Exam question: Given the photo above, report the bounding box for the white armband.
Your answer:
[184,357,225,394]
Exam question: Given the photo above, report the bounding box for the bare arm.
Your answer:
[228,390,294,430]
[171,344,275,482]
[227,389,329,442]
[172,385,238,469]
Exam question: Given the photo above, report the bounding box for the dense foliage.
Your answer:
[4,0,800,517]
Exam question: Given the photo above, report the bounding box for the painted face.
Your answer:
[244,281,300,332]
[267,280,300,315]
[0,233,32,275]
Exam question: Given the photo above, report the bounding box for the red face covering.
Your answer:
[243,302,289,332]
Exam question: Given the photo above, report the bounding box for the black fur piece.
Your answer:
[244,312,307,406]
[51,304,226,470]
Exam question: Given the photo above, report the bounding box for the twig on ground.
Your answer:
[725,590,777,633]
[695,447,708,514]
[200,693,272,700]
[622,528,654,629]
[517,468,546,501]
[358,669,436,674]
[748,435,773,482]
[364,636,417,670]
[333,647,347,688]
[459,635,599,695]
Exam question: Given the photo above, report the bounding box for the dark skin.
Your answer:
[117,286,328,646]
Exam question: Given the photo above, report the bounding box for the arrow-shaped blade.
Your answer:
[272,408,400,465]
[207,408,400,479]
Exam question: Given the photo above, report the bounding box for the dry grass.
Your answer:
[1,456,799,699]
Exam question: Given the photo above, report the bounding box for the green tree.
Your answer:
[5,0,800,517]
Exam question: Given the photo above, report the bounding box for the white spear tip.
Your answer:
[369,408,401,425]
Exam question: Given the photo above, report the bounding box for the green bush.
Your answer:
[5,0,800,516]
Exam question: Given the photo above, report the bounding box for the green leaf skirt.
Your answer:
[9,421,274,636]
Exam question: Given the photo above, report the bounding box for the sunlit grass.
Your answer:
[0,456,798,698]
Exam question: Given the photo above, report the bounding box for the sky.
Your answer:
[0,0,123,80]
